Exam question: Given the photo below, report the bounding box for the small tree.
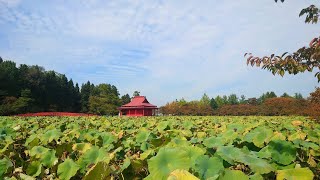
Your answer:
[200,93,210,105]
[281,92,291,98]
[210,98,218,109]
[239,95,246,104]
[294,93,303,99]
[228,94,239,105]
[133,91,140,97]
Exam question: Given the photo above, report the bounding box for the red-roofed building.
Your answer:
[118,96,158,116]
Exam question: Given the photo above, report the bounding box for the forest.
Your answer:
[0,58,131,116]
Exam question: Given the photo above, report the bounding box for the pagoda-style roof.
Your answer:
[118,96,157,109]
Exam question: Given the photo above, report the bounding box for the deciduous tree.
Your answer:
[245,1,320,81]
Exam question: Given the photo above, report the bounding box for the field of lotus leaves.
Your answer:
[0,116,319,180]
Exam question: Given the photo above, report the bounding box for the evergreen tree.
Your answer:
[281,93,291,98]
[210,98,218,109]
[121,94,131,105]
[294,93,303,99]
[133,91,140,97]
[215,96,224,108]
[200,93,210,105]
[80,81,93,112]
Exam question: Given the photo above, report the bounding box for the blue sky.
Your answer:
[0,0,319,105]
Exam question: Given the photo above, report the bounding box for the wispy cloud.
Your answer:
[0,0,319,105]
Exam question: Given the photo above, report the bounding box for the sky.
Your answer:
[0,0,319,105]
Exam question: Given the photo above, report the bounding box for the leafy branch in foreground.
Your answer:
[245,1,320,82]
[245,36,320,81]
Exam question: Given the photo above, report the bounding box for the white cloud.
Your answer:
[0,0,319,105]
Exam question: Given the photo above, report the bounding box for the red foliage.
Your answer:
[260,98,308,116]
[15,112,96,117]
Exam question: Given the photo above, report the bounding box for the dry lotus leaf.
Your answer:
[291,121,303,126]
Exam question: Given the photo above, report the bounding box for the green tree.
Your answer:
[200,93,210,105]
[258,91,277,104]
[210,98,218,109]
[0,61,19,97]
[215,96,224,108]
[121,94,131,105]
[88,83,120,115]
[281,93,291,98]
[12,89,34,113]
[267,91,277,98]
[88,96,118,115]
[245,1,320,81]
[80,81,94,112]
[239,95,246,104]
[227,94,239,105]
[222,95,228,105]
[133,91,140,97]
[294,93,303,99]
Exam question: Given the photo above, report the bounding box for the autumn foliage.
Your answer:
[161,90,320,119]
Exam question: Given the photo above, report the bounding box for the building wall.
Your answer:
[120,108,154,116]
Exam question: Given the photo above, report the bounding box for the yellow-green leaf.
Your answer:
[276,168,314,180]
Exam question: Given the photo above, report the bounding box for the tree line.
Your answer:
[0,58,132,115]
[160,89,320,119]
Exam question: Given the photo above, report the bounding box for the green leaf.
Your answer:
[29,146,49,158]
[279,69,285,77]
[147,147,191,180]
[72,143,92,154]
[41,129,61,143]
[121,158,131,171]
[245,127,273,148]
[26,161,42,177]
[217,146,273,174]
[237,154,274,174]
[24,134,39,146]
[183,146,206,164]
[219,169,249,180]
[256,146,272,159]
[83,161,111,180]
[249,173,264,180]
[99,132,116,146]
[216,146,243,164]
[139,149,154,160]
[203,136,225,148]
[157,121,169,132]
[268,140,296,165]
[57,159,80,180]
[0,157,13,177]
[253,128,273,147]
[167,169,199,180]
[276,168,314,180]
[193,155,224,179]
[40,150,58,167]
[136,129,150,143]
[182,121,194,130]
[78,146,109,172]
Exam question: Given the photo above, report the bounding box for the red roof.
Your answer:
[119,96,157,109]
